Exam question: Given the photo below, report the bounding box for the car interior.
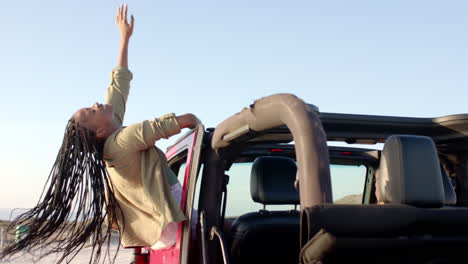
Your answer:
[166,95,468,264]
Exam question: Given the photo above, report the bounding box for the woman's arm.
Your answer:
[117,4,134,68]
[106,113,201,153]
[105,4,135,127]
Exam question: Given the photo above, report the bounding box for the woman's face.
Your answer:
[72,103,114,137]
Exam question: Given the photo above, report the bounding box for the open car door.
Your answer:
[146,124,204,264]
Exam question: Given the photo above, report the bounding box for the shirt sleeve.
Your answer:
[110,113,181,152]
[105,67,133,127]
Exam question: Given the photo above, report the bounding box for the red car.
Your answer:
[134,94,468,264]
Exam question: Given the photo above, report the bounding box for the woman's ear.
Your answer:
[96,127,109,140]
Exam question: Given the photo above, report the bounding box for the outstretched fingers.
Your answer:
[116,5,121,24]
[121,4,125,23]
[124,4,128,25]
[116,3,134,40]
[117,4,125,25]
[116,4,130,25]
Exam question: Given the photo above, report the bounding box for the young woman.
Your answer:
[1,4,198,263]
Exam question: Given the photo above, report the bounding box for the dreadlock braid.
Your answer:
[1,119,124,264]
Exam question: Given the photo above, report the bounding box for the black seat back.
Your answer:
[300,135,468,264]
[301,204,468,264]
[230,156,300,264]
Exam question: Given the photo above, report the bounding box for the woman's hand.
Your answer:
[117,4,134,42]
[176,114,201,129]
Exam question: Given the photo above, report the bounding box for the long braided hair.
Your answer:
[1,119,124,264]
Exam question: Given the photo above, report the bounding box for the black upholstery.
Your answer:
[301,205,468,264]
[230,211,300,264]
[300,135,468,264]
[303,204,468,239]
[250,156,299,205]
[230,156,300,264]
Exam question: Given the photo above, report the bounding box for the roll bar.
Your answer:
[211,93,333,207]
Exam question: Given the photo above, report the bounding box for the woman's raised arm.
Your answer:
[116,3,134,68]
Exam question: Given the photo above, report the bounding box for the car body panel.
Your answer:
[148,125,204,264]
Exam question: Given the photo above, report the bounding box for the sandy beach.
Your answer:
[1,220,134,264]
[0,246,134,264]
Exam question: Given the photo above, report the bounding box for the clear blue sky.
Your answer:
[0,0,467,209]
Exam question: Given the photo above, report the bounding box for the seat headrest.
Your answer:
[375,135,445,207]
[251,156,299,205]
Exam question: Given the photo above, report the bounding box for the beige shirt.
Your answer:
[103,67,186,247]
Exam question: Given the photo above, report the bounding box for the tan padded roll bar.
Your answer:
[212,93,333,207]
